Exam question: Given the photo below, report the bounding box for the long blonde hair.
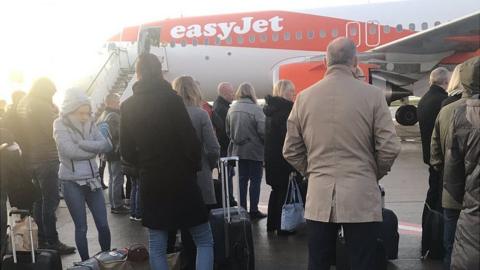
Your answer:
[235,83,257,104]
[446,64,463,95]
[172,76,203,107]
[273,80,295,99]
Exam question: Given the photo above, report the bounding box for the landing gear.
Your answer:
[395,105,418,126]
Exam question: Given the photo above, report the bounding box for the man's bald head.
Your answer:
[326,37,357,67]
[217,82,234,102]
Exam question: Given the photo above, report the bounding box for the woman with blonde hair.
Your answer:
[442,65,464,107]
[226,82,266,219]
[264,80,298,234]
[172,75,219,269]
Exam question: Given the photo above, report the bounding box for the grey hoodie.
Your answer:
[53,88,112,184]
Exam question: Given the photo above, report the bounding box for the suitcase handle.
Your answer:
[9,210,36,263]
[219,156,241,222]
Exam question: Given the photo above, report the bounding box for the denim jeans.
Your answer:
[238,159,263,212]
[62,181,111,261]
[130,177,142,218]
[307,220,380,270]
[32,161,60,244]
[443,208,460,269]
[108,160,124,209]
[148,222,214,270]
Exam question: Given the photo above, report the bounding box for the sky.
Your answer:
[0,0,399,102]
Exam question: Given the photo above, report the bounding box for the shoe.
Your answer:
[111,205,130,214]
[129,215,136,221]
[249,211,267,219]
[133,216,142,222]
[47,241,76,255]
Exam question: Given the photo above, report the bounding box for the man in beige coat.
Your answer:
[283,37,401,270]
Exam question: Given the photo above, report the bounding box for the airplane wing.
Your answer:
[370,11,480,55]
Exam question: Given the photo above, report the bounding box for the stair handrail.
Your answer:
[86,50,119,96]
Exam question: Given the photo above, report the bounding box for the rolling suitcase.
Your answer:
[2,209,62,270]
[209,157,255,270]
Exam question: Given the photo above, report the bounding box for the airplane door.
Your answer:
[346,22,362,47]
[140,27,169,71]
[365,20,381,47]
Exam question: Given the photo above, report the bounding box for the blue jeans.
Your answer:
[32,161,60,244]
[108,160,125,209]
[62,181,111,261]
[148,222,214,270]
[443,208,460,270]
[130,177,142,218]
[238,159,263,212]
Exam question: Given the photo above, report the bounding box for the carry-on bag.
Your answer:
[2,209,62,270]
[281,172,305,232]
[209,156,255,270]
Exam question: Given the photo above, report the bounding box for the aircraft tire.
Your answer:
[395,105,418,126]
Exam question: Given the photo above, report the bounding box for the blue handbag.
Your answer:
[281,172,306,232]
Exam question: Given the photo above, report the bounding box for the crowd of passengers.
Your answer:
[0,37,478,270]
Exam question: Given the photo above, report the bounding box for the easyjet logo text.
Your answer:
[170,16,284,40]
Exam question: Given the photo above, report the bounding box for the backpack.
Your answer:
[96,112,118,159]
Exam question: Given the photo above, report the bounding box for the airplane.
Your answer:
[99,0,480,126]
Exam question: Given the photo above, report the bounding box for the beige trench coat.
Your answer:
[283,65,401,223]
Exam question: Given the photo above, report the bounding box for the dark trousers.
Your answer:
[32,161,60,244]
[443,208,460,269]
[422,166,443,257]
[238,160,263,212]
[267,184,288,231]
[307,220,380,270]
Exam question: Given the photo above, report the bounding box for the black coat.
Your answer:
[211,96,231,157]
[263,95,295,187]
[120,78,208,230]
[417,85,448,165]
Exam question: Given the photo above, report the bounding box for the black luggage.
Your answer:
[209,157,255,270]
[421,203,444,260]
[381,208,399,260]
[335,227,387,270]
[2,210,62,270]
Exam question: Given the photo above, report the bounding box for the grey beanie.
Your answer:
[61,88,91,116]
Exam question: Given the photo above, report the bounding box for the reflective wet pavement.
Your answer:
[57,128,443,269]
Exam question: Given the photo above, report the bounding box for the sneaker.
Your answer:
[129,215,136,221]
[48,241,76,255]
[111,205,130,214]
[249,211,267,220]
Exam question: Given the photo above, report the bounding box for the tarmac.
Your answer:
[56,124,444,269]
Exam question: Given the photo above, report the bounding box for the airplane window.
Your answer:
[215,37,221,45]
[331,29,338,38]
[237,36,244,44]
[170,41,175,47]
[349,26,358,36]
[409,23,415,31]
[284,32,291,41]
[421,22,428,30]
[396,24,403,32]
[249,35,256,43]
[383,25,391,34]
[181,40,187,47]
[434,21,441,26]
[226,36,233,45]
[295,31,303,40]
[319,30,326,38]
[272,33,279,42]
[369,25,377,35]
[192,38,198,46]
[307,31,315,39]
[260,34,268,42]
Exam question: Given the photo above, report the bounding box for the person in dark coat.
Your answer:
[120,53,213,270]
[417,67,450,259]
[264,80,298,234]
